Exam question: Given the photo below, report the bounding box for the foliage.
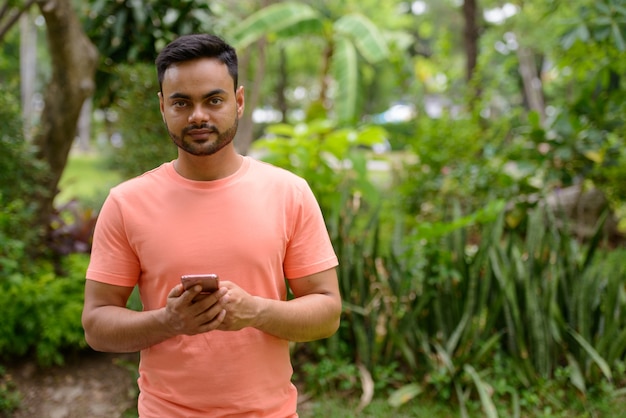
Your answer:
[397,114,516,220]
[552,0,626,204]
[255,118,626,415]
[81,0,222,108]
[227,2,394,124]
[0,89,51,267]
[56,153,122,208]
[48,199,98,256]
[327,193,626,415]
[251,119,387,217]
[2,1,625,415]
[0,364,20,417]
[0,254,89,367]
[104,63,176,178]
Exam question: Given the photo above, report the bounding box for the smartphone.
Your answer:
[181,274,219,294]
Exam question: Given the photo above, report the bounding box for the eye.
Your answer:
[172,100,188,108]
[209,97,223,105]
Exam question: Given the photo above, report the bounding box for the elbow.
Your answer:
[82,312,111,352]
[82,317,101,352]
[328,309,342,337]
[319,302,342,340]
[83,332,102,352]
[322,318,340,340]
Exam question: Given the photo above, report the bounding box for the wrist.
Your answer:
[154,306,178,339]
[251,296,267,329]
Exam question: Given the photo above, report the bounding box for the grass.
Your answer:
[56,151,124,207]
[299,395,459,417]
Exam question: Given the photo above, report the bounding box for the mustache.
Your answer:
[183,123,218,134]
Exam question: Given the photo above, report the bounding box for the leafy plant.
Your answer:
[251,119,386,217]
[0,254,89,366]
[228,2,391,124]
[0,90,51,266]
[48,199,98,256]
[0,364,20,417]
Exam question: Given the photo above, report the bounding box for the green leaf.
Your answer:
[388,383,423,407]
[464,365,498,418]
[611,22,626,50]
[565,353,587,394]
[331,38,358,123]
[568,328,613,382]
[334,14,389,63]
[228,2,320,49]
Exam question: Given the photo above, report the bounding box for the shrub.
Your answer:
[0,254,89,367]
[0,91,51,268]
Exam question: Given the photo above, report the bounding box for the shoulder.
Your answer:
[109,162,172,197]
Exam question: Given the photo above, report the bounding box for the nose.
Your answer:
[188,104,210,124]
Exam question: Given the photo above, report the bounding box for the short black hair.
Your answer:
[155,34,238,91]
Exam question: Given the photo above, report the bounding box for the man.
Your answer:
[82,34,341,417]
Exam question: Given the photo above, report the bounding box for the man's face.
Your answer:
[158,58,244,156]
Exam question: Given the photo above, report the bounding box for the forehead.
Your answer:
[162,58,234,95]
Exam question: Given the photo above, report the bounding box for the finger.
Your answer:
[200,309,226,331]
[180,284,204,303]
[168,283,185,298]
[193,287,228,306]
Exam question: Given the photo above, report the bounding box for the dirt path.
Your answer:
[4,350,321,417]
[6,351,139,418]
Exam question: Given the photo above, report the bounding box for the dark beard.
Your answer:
[167,117,238,156]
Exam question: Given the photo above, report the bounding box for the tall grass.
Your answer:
[324,194,625,415]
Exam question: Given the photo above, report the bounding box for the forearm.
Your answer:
[82,306,174,353]
[252,293,341,342]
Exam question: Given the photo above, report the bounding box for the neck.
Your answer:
[174,148,243,181]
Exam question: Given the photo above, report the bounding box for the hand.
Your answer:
[163,284,228,336]
[216,281,261,332]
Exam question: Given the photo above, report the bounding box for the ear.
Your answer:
[235,86,245,118]
[158,92,166,123]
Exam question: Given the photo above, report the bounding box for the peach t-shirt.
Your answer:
[86,157,338,417]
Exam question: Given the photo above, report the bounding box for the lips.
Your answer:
[187,128,214,140]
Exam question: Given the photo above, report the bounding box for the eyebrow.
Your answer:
[167,89,227,100]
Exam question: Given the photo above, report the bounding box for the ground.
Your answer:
[6,351,139,418]
[5,351,319,418]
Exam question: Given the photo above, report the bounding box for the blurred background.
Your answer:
[1,1,626,416]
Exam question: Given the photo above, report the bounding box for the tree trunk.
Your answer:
[32,0,98,242]
[462,0,479,82]
[20,12,37,137]
[235,37,266,156]
[517,46,546,125]
[233,0,273,156]
[462,0,481,109]
[277,46,288,122]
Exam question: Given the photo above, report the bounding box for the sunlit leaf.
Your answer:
[331,38,358,123]
[566,353,587,394]
[388,383,423,407]
[228,2,320,49]
[334,13,389,63]
[583,150,604,163]
[464,365,498,418]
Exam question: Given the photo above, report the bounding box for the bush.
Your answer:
[0,254,89,367]
[0,91,51,268]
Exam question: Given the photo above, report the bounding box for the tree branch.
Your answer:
[0,0,37,43]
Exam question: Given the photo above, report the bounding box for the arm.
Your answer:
[81,279,228,352]
[218,267,342,342]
